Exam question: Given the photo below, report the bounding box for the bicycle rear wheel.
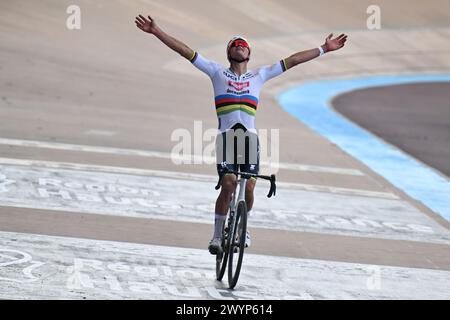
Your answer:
[227,200,247,289]
[216,219,230,280]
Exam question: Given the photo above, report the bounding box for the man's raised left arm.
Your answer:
[283,33,348,70]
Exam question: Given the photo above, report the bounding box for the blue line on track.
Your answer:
[278,74,450,221]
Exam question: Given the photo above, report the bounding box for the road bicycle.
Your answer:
[214,164,276,289]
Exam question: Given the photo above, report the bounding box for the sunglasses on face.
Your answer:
[231,40,249,48]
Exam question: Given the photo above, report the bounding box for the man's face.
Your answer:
[228,40,250,62]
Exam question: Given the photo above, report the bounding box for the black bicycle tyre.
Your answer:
[227,200,247,289]
[216,218,230,280]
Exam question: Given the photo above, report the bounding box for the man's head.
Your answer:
[227,36,251,63]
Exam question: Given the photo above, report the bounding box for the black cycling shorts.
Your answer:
[216,123,260,176]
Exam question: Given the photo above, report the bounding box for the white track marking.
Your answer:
[0,157,392,199]
[0,138,364,176]
[1,159,449,244]
[0,231,450,299]
[83,130,116,137]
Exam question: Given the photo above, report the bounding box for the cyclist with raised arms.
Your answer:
[135,14,348,254]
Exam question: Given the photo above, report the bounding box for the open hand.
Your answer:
[324,33,348,52]
[135,14,158,34]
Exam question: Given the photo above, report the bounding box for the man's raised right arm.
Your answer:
[135,14,195,61]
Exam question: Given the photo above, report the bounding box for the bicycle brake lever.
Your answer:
[215,166,230,190]
[215,174,223,190]
[267,174,276,198]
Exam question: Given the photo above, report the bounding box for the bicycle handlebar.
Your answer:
[214,166,277,198]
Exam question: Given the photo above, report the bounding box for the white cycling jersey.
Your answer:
[189,52,287,133]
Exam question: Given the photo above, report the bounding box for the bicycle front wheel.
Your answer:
[227,200,247,289]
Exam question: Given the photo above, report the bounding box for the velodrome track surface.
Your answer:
[333,82,450,178]
[1,0,450,299]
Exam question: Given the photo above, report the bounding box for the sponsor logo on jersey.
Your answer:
[228,81,250,91]
[223,71,238,81]
[226,89,250,95]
